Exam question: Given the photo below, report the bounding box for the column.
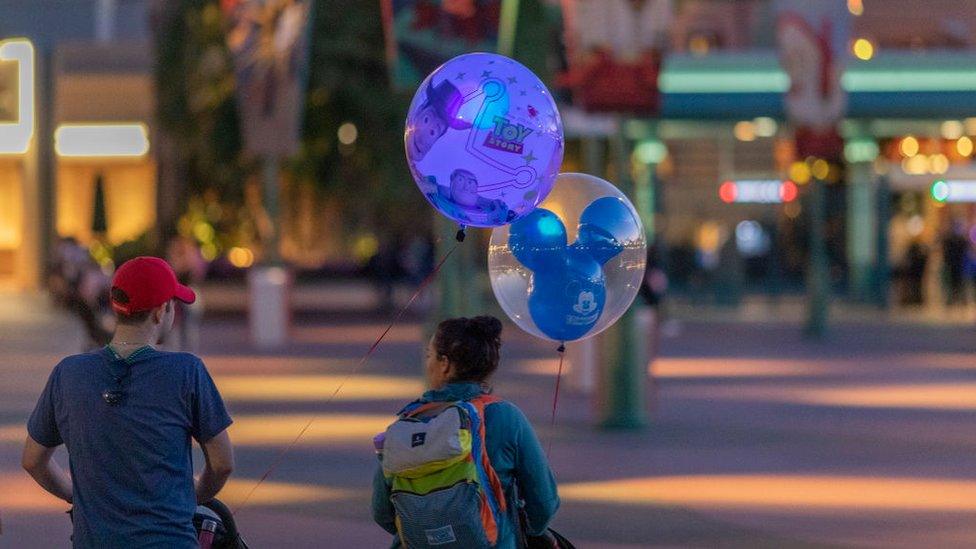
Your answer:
[844,129,879,302]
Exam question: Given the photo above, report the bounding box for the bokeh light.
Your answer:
[929,154,949,174]
[784,200,802,219]
[900,136,919,157]
[789,161,812,184]
[902,155,928,175]
[941,120,964,140]
[852,38,874,61]
[733,121,756,142]
[228,247,254,269]
[780,180,799,202]
[956,136,973,157]
[811,159,830,180]
[633,140,667,164]
[337,122,358,145]
[719,181,737,203]
[752,117,777,137]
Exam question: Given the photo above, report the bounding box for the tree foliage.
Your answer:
[155,1,482,239]
[154,0,245,203]
[294,0,424,235]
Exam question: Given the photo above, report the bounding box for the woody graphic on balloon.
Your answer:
[405,53,563,228]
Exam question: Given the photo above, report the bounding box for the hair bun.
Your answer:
[468,316,502,340]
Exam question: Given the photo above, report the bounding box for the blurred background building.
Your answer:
[2,0,976,315]
[0,0,154,289]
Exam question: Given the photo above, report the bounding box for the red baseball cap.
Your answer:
[110,256,196,315]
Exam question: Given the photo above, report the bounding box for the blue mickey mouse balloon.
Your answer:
[527,243,607,342]
[488,173,647,343]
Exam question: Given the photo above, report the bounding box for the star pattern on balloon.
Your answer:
[405,52,563,229]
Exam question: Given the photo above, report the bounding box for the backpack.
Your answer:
[380,395,507,548]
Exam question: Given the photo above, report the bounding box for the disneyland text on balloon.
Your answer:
[484,115,533,154]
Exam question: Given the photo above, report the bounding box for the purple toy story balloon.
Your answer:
[405,52,564,228]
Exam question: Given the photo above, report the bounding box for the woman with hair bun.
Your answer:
[372,316,560,548]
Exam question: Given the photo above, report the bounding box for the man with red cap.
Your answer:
[22,256,235,548]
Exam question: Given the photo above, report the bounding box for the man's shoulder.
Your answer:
[152,350,202,363]
[149,350,205,372]
[54,350,105,372]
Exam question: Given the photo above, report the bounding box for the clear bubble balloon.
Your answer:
[488,173,647,343]
[405,52,564,228]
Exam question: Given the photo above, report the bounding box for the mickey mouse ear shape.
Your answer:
[508,208,567,272]
[579,196,641,242]
[574,223,622,266]
[574,197,639,265]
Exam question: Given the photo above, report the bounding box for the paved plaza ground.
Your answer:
[2,289,976,548]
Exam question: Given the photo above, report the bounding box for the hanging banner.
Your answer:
[381,0,507,90]
[557,0,672,115]
[775,0,850,159]
[221,0,313,158]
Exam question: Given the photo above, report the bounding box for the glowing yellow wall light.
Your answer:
[55,123,149,157]
[0,38,35,155]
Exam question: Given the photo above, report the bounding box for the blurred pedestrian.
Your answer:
[48,237,113,350]
[967,242,976,304]
[639,243,668,413]
[367,236,405,313]
[167,236,207,353]
[401,234,435,286]
[639,242,668,310]
[900,240,928,306]
[942,220,968,306]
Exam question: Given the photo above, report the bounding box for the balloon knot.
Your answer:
[557,343,566,353]
[456,228,466,242]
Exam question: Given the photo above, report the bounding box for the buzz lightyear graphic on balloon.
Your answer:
[405,52,564,228]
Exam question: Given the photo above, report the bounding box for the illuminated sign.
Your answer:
[931,179,976,203]
[719,179,798,204]
[55,123,149,157]
[0,38,35,155]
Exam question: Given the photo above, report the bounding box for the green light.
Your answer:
[664,69,976,94]
[634,140,667,164]
[658,71,789,94]
[844,139,879,163]
[659,53,976,95]
[932,180,950,202]
[842,70,976,92]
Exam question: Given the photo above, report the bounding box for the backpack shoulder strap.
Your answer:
[400,400,455,419]
[466,395,507,514]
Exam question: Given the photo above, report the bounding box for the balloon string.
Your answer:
[546,343,566,459]
[232,241,461,514]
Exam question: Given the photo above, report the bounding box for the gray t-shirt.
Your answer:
[28,347,233,549]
